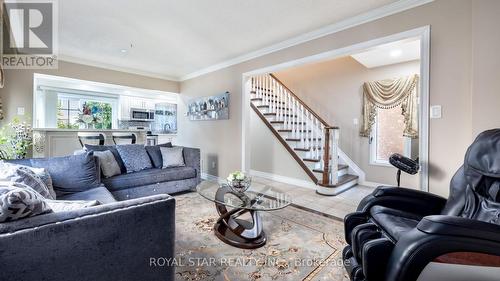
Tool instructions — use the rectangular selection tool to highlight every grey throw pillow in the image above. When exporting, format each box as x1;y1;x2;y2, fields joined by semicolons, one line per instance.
84;145;127;174
116;144;153;173
46;199;99;212
145;142;173;168
0;181;52;222
160;147;185;168
0;162;56;200
94;150;121;178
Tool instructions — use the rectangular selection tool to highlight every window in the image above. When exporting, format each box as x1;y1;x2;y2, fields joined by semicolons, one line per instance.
370;106;411;166
56;94;116;129
57;97;80;129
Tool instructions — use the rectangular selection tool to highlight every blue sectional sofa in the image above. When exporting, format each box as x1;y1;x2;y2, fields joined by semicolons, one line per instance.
0;145;201;281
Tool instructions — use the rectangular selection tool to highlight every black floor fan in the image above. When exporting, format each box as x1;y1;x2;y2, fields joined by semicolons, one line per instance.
388;153;419;186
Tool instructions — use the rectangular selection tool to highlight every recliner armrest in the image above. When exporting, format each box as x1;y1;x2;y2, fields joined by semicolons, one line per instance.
385;218;500;281
357;186;447;216
417;215;500;243
373;186;446;201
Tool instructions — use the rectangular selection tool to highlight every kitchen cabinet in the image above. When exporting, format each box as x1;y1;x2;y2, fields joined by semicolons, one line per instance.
119;96;131;119
131;98;155;110
119;96;156;119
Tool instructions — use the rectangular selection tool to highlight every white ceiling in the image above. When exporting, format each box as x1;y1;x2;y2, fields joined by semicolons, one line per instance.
350;38;420;68
58;0;404;80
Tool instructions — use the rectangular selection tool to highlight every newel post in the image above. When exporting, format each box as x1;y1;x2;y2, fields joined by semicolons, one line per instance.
322;127;331;185
331;128;339;185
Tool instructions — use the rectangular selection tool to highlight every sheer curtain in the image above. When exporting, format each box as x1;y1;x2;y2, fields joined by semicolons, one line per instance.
359;74;419;138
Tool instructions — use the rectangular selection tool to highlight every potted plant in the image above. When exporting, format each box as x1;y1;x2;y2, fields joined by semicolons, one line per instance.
0;117;33;159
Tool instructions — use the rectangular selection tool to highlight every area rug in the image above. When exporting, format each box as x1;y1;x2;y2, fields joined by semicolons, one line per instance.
174;192;349;281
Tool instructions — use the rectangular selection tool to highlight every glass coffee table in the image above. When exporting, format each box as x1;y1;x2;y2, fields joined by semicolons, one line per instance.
197;181;292;249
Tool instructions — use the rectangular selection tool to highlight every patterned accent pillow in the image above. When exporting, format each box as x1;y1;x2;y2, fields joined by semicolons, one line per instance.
160;147;185;168
24;167;56;199
45;199;99;212
116;144;153;173
0;181;52;222
0;162;55;199
94;150;121;178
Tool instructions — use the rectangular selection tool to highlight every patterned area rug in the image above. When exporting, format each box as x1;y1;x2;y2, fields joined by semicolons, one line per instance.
174;192;349;281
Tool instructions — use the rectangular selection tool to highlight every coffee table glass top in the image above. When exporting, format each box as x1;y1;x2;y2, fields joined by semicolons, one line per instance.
196;181;292;211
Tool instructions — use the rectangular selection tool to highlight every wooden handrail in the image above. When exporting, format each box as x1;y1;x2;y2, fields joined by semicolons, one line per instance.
269;73;333;128
250;102;319;184
251;74;340;186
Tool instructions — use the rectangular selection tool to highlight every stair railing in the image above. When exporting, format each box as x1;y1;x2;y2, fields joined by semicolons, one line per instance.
251;74;340;186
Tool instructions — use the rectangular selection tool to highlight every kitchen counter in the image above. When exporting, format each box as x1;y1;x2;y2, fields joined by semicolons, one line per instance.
32;129;177;158
33;128;177;135
33;128;150;132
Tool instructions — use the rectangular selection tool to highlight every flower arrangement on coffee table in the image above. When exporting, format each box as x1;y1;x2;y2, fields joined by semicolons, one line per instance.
226;171;251;193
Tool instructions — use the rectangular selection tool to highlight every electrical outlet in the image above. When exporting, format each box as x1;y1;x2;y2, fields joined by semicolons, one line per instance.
353;118;358;125
17;107;25;115
430;105;442;119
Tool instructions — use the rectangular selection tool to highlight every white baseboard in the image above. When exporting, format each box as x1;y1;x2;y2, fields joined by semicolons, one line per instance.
249;170;317;190
359;181;385;188
201;173;223;183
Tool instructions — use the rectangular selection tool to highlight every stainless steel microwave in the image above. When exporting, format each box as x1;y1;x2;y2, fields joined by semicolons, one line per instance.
130;108;155;121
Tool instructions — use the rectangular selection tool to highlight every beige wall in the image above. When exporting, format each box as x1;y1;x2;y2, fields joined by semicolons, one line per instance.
250;57;419;188
177;67;242;177
178;0;492;198
249;109;311;181
471;0;500;137
0;61;180;122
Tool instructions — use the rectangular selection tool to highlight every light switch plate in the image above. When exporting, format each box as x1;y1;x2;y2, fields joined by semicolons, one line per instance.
430;105;442;119
353;118;359;125
17;107;25;115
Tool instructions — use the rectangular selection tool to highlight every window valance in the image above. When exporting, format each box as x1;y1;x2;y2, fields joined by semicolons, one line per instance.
359;74;419;138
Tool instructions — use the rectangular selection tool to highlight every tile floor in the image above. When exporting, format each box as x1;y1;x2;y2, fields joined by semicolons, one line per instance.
207;176;375;221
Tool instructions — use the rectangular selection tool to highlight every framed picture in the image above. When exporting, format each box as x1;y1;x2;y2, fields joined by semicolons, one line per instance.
187;92;229;121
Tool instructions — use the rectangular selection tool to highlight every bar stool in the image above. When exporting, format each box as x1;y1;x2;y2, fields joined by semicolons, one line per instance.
112;132;137;145
77;132;105;147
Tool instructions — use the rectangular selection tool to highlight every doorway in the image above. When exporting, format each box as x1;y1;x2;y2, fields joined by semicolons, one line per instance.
242;27;430;191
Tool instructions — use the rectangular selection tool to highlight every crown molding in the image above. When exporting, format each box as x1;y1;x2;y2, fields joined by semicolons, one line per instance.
57;0;433;82
58;55;181;82
179;0;433;81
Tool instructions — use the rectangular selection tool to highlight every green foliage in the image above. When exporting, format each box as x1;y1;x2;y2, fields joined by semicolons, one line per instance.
57;121;79;129
57;100;112;129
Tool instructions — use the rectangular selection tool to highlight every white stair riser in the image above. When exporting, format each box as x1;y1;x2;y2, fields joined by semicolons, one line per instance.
316;179;358;196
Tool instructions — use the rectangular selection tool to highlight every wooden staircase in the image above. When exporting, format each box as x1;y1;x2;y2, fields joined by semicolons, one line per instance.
250;74;359;195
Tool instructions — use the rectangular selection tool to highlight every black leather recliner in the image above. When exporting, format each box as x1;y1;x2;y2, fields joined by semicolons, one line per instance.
343;129;500;281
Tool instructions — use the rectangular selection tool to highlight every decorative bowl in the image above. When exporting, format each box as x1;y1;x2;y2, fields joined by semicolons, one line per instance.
227;177;251;193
